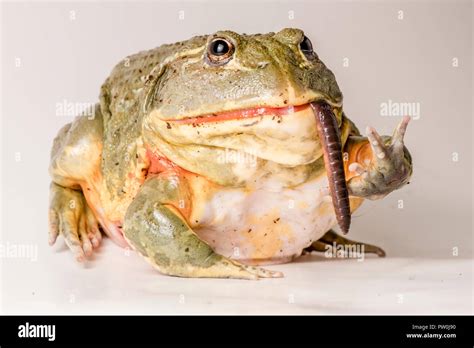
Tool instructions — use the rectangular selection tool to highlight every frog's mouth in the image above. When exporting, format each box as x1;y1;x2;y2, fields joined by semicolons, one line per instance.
167;104;310;124
164;101;351;234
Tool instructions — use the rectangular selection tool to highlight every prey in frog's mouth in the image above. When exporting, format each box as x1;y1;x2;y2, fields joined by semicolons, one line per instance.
160;100;351;235
310;101;351;235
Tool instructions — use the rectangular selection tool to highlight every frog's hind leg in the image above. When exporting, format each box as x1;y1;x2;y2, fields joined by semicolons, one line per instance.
123;175;283;279
306;229;386;257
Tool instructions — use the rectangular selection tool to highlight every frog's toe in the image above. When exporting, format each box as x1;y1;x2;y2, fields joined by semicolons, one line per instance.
60;213;87;262
85;209;102;249
227;260;284;279
49;206;84;261
78;217;93;257
48;209;60;246
88;230;101;249
242;264;284;278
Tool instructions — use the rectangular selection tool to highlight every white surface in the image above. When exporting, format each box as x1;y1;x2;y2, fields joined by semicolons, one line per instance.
2;238;472;315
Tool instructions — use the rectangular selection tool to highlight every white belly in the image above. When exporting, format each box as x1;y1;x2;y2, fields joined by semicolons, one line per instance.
193;175;339;265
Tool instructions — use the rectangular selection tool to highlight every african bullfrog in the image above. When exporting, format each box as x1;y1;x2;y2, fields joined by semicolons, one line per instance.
48;29;413;279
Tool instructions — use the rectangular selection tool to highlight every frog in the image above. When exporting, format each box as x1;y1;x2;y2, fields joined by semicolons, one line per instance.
48;28;413;279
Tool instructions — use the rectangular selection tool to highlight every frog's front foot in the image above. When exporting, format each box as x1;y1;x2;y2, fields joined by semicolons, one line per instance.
347;116;413;200
49;183;102;262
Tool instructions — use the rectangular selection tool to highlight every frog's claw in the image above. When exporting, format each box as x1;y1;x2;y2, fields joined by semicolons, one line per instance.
123;175;283;280
189;258;283;280
49;183;102;262
231;260;283;279
347;116;413;200
305;229;386;257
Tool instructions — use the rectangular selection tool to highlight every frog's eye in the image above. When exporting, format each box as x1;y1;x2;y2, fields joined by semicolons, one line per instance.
206;38;234;65
299;36;315;58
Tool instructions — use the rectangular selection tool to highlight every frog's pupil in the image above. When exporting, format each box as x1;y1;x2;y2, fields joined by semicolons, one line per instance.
300;36;313;53
211;40;229;56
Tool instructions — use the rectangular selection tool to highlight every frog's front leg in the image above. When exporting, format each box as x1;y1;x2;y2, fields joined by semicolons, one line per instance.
48;107;104;261
123;174;283;279
49;183;102;262
345;116;413;199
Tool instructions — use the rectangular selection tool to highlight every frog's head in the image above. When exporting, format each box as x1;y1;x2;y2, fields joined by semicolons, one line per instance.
144;28;344;166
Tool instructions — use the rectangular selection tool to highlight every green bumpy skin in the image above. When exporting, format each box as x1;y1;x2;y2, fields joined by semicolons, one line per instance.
48;28;413;279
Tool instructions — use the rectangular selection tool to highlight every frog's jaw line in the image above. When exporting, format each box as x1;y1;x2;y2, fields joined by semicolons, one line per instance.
162;99;341;126
166;104;310;125
310;101;351;234
155;92;342;124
